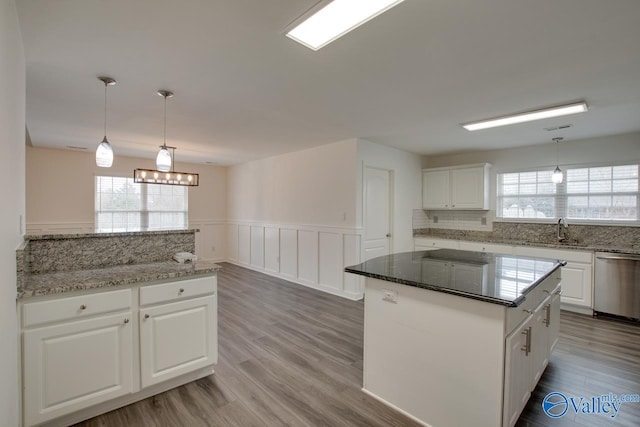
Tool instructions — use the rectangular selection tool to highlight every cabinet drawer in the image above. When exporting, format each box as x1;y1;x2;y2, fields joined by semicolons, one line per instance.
414;238;459;250
513;246;592;263
140;275;216;306
22;289;132;328
505;270;561;335
458;241;513;255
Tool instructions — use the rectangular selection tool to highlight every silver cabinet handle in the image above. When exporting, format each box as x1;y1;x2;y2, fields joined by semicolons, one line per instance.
596;253;640;261
523;309;533;314
123;318;129;324
179;288;185;294
555;290;562;296
386;233;391;238
543;304;551;327
521;326;532;356
80;304;87;310
144;314;150;319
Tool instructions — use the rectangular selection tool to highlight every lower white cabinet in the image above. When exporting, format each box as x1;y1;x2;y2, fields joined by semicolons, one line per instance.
20;275;218;427
140;295;217;388
23;311;134;427
503;285;562;427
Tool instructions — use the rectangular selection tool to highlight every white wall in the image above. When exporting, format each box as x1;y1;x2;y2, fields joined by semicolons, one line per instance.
227;139;358;227
0;0;25;424
26;146;228;261
226;139;363;298
423;131;640;216
357;139;423;254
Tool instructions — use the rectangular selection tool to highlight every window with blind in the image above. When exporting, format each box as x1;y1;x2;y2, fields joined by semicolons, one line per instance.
95;176;188;232
496;257;556;300
497;164;639;222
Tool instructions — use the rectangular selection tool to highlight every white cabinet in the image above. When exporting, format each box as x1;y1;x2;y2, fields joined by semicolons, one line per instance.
22;291;133;427
458;241;514;255
504;316;533;427
140;295;217;388
514;246;593;310
422;164;491;210
414;237;460;251
20;275;218;427
503;284;561;427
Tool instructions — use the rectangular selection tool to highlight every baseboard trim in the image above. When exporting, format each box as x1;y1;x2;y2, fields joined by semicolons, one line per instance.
224;260;363;301
361;388;431;427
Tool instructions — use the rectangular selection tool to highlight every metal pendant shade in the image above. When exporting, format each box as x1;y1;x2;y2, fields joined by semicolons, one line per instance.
96;77;116;167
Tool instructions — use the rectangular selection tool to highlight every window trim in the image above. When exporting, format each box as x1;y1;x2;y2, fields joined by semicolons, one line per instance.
94;174;189;232
495;160;640;226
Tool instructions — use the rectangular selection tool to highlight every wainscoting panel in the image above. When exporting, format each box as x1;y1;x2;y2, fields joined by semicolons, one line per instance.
319;232;342;291
238;225;251;265
250;225;265;269
226;223;239;262
264;227;280;274
226;223;362;300
279;229;298;280
343;234;363;298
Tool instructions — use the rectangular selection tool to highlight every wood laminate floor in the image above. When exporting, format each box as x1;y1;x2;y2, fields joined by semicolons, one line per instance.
75;263;640;427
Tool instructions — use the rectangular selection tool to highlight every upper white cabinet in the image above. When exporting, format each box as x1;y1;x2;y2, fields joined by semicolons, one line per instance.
422;164;491;210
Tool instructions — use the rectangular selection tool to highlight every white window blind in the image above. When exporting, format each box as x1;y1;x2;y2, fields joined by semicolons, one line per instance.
95;176;188;232
496;257;555;300
497;164;639;222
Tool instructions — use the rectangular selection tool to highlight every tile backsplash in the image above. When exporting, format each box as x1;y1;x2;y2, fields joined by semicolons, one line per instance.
413;209;493;232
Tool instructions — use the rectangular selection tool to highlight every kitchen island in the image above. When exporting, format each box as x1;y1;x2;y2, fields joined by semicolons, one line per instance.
346;249;564;427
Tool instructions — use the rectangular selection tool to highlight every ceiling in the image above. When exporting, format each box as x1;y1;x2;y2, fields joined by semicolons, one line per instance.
17;0;640;165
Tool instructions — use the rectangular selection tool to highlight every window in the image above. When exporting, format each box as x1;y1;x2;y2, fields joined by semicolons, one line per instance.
495;257;556;300
497;164;639;222
95;176;188;232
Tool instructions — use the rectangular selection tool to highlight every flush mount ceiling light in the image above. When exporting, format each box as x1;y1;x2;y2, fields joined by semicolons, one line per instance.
551;137;564;184
462;101;588;131
286;0;406;50
95;76;116;167
134;89;199;187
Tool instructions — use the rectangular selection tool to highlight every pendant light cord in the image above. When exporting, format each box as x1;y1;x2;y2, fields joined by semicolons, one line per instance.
163;94;167;149
103;81;108;139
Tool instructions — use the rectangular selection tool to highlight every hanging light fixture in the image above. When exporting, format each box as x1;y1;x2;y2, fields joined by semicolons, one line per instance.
156;90;173;172
95;76;116;167
552;137;564;184
133;89;199;187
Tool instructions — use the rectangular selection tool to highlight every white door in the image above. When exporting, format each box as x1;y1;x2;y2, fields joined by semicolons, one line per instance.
140;295;217;388
363;167;391;261
23;312;133;427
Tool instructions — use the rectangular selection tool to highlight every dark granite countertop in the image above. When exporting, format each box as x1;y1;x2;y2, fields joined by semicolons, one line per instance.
345;250;563;307
19;260;222;299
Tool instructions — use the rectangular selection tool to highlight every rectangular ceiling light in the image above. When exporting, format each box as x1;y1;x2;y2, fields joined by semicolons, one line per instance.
462;102;589;131
286;0;406;51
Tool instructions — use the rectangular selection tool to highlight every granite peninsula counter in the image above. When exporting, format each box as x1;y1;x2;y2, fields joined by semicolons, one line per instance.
16;230;220;427
346;249;564;427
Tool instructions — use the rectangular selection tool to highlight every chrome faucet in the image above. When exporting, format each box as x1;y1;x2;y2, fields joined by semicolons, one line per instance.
557;217;569;242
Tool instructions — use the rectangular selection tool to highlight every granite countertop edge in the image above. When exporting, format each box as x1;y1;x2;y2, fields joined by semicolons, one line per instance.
345;261;563;308
18;260;222;299
26;228;199;241
413;234;640;255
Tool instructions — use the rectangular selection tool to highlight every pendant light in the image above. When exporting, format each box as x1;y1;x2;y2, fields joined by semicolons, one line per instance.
156;90;173;172
95;77;116;167
551;137;564;184
133;89;199;186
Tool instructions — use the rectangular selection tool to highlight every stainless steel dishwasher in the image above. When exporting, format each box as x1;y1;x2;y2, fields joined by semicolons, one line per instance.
594;252;640;321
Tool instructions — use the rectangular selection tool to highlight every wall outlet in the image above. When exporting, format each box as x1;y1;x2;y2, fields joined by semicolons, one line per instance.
433;215;438;223
481;217;487;225
211;246;216;252
382;289;398;303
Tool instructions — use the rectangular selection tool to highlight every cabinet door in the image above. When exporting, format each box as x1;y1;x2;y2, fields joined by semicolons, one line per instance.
140;295;217;388
531;300;551;387
548;291;561;354
23;312;133;427
420;259;449;287
450;167;487;209
503;317;533;427
422;170;450;209
559;262;592;308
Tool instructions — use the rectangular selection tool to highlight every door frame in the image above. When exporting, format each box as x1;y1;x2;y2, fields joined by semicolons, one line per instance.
361;164;394;261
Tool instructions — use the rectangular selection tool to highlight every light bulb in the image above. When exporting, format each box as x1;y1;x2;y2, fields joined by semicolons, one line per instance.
156;147;172;172
552;166;563;184
166;173;171;180
95;138;114;168
176;174;182;181
153;172;159;179
187;175;193;182
141;171;147;178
